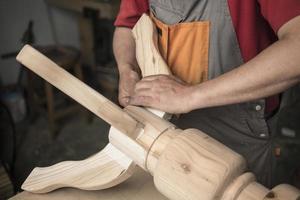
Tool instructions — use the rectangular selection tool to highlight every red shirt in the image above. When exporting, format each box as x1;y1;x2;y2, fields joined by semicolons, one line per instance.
114;0;300;113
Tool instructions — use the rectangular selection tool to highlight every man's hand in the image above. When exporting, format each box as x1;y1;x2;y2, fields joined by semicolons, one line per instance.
129;75;193;114
118;67;140;107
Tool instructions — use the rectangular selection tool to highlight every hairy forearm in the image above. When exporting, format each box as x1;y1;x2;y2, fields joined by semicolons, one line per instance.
189;16;300;110
113;27;138;74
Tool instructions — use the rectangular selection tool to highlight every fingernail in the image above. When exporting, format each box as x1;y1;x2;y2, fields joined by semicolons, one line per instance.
124;97;129;104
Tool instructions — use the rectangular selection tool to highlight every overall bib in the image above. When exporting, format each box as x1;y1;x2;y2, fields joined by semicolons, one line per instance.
149;0;275;187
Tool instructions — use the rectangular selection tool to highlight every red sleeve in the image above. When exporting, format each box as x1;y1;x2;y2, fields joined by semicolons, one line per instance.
114;0;149;28
258;0;300;33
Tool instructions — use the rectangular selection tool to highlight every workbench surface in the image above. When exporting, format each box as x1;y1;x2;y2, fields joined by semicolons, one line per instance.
10;168;168;200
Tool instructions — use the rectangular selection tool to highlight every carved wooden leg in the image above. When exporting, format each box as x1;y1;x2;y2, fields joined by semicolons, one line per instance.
15;39;170;192
21;143;136;193
16;13;173;193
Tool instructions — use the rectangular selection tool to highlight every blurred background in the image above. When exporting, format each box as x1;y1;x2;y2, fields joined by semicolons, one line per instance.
0;0;299;199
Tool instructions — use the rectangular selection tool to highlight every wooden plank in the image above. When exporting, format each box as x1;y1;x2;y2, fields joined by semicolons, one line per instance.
16;45;140;193
132;14;170;77
108;14;174;171
16;14;172;194
271;184;300;200
10;168;168;200
21;144;136;193
132;14;171;119
16;45;140;137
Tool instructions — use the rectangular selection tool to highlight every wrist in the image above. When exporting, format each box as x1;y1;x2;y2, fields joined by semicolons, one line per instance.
184;84;207;112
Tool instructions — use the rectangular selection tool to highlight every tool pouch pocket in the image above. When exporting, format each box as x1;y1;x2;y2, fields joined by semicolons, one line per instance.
150;4;210;85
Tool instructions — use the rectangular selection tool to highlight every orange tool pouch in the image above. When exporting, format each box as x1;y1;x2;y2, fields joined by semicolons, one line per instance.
151;16;210;85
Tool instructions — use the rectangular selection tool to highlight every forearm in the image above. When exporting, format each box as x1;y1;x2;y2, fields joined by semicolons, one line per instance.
190;17;300;110
113;27;139;74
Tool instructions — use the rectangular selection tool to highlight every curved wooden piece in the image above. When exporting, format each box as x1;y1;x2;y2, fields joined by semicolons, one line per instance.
149;127;300;200
17;14;171;193
16;45;139;137
271;184;300;200
11;168;169;200
153;128;247;200
132;14;170;78
221;172;256;200
16;46;139;193
109;105;176;171
132;14;171;119
22;144;136;193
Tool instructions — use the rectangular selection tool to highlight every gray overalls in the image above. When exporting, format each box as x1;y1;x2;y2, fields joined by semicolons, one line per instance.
149;0;277;187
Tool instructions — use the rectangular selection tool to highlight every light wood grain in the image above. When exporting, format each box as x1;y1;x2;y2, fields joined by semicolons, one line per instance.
16;45;139;193
153;128;246;200
125;106;174;153
109;105;175;170
221;172;256;200
235;182;270;200
16;14;173;194
17;45;140;137
132;14;170;77
132;14;172;119
107;14;175;171
21;144;136;193
271;184;300;200
10;168;168;200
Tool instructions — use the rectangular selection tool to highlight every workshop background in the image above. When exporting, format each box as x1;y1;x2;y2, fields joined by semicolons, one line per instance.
0;0;299;199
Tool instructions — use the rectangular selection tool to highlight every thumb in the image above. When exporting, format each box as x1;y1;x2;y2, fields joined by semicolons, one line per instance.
119;96;130;107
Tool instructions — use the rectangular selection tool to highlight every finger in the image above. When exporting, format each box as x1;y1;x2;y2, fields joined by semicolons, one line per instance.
134;75;172;91
129;95;153;107
134;80;154;91
119;95;130;107
134;88;153;97
128;70;141;80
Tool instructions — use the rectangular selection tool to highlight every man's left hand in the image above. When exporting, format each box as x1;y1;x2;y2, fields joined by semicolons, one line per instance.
129;75;193;114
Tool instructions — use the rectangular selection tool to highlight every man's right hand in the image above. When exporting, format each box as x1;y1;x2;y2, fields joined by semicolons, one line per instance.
118;66;140;107
113;27;140;107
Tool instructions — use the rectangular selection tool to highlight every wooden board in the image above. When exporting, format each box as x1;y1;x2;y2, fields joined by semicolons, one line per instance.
132;14;171;119
10;168;168;200
16;45;139;137
17;45;139;193
20;144;136;193
132;14;170;77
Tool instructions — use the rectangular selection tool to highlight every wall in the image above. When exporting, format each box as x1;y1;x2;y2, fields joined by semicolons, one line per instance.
0;0;80;85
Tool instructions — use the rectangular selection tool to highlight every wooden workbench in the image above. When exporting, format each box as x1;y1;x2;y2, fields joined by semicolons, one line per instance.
10;168;168;200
